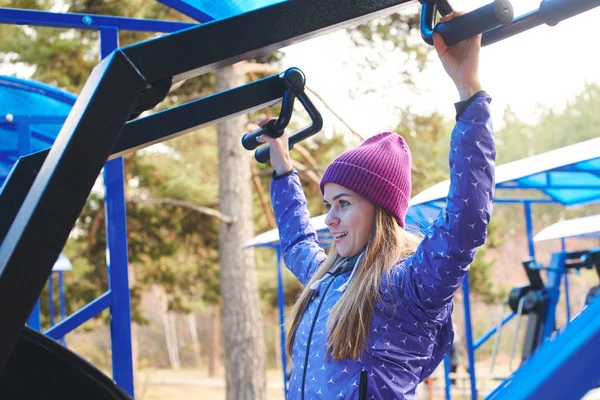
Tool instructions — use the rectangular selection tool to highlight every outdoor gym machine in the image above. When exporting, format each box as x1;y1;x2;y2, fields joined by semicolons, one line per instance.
1;0;600;397
492;248;600;370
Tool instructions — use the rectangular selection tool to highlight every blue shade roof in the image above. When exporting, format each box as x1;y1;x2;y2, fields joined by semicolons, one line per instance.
534;214;600;242
0;76;76;186
409;137;600;213
158;0;287;21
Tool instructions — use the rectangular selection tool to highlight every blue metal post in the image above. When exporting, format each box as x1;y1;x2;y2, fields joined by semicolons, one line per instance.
59;271;67;346
443;355;451;400
542;252;566;341
473;312;515;351
461;276;477;400
100;27;135;398
59;271;66;320
524;202;535;258
276;245;289;398
561;238;571;323
27;301;41;331
48;274;55;327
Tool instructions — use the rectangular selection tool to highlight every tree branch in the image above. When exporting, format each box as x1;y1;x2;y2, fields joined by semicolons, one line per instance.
250;160;277;229
130;197;233;223
305;85;365;141
293;143;322;179
240;62;281;76
292;159;321;188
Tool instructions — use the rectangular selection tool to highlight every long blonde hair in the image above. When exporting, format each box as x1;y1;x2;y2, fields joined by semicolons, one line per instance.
286;205;421;360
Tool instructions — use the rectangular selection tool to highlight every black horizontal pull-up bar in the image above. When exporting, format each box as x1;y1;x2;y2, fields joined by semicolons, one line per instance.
480;0;600;46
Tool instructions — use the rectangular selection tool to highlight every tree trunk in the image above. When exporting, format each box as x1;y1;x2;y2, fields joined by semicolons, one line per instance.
216;64;266;400
208;303;222;377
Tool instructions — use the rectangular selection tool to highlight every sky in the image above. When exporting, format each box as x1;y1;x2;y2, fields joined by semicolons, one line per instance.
279;0;600;137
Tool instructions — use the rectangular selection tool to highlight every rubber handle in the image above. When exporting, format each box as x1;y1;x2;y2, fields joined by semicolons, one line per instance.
241;120;277;151
435;0;514;46
254;92;323;164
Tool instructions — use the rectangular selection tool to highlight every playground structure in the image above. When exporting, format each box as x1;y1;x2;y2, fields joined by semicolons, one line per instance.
1;0;600;399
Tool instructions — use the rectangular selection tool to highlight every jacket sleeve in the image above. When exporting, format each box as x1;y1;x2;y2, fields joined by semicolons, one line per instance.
271;170;327;286
397;92;496;310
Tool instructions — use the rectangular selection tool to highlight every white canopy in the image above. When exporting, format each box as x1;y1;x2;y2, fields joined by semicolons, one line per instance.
533;214;600;242
52;253;73;272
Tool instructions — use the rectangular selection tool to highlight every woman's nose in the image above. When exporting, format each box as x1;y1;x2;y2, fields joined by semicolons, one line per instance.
325;209;339;227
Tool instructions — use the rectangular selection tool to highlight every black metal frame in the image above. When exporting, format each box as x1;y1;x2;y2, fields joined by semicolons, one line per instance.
0;0;418;375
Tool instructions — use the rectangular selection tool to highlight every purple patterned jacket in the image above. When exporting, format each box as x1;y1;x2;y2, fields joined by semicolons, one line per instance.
271;93;495;399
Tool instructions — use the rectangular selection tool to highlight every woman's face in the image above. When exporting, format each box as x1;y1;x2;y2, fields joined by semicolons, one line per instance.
323;183;375;257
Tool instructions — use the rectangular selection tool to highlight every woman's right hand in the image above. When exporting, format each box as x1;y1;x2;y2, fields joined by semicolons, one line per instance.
256;119;294;175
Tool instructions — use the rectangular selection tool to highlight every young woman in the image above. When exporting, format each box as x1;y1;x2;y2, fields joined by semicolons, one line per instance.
258;12;495;399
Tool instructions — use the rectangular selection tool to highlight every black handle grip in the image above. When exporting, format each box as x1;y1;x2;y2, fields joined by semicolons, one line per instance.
254;92;323;164
435;0;514;46
241;120;278;151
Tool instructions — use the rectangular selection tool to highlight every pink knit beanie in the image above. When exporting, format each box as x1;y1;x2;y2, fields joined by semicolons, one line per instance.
319;132;412;227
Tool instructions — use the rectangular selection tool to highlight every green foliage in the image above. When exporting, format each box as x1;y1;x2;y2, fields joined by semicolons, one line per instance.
394;109;453;194
350;12;428;72
468;217;507;304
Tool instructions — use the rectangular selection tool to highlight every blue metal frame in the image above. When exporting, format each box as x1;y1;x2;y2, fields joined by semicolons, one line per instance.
0;7;196;32
0;6;202;396
275;246;289;397
461;279;478;400
100;27;135;398
3;103;137;392
485;294;600;399
156;0;216;22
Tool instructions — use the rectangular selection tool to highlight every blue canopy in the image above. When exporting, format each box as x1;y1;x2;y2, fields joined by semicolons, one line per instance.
157;0;287;21
0;76;76;186
409;137;600;212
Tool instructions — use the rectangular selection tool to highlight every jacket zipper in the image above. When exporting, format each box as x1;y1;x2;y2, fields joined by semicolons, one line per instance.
300;272;340;400
358;370;368;400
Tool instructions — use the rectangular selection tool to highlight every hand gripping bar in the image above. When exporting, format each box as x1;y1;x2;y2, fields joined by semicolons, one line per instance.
241;67;323;163
420;0;514;47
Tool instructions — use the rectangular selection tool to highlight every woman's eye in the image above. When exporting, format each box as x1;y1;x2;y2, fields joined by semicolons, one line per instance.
340;200;349;207
324;203;331;210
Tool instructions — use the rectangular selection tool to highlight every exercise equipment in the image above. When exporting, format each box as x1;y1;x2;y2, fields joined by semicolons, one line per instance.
241;68;323;163
1;0;600;398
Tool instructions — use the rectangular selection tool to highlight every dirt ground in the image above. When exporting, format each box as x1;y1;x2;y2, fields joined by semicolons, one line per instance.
135;366;600;400
137;368;285;400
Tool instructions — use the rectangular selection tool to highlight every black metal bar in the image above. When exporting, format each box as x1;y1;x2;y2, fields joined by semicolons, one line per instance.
420;0;513;46
482;0;600;46
121;0;417;83
113;73;285;157
0;71;286;267
0;51;146;375
0;153;45;244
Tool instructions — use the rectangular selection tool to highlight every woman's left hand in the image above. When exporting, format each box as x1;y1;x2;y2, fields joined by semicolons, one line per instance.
433;11;482;101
